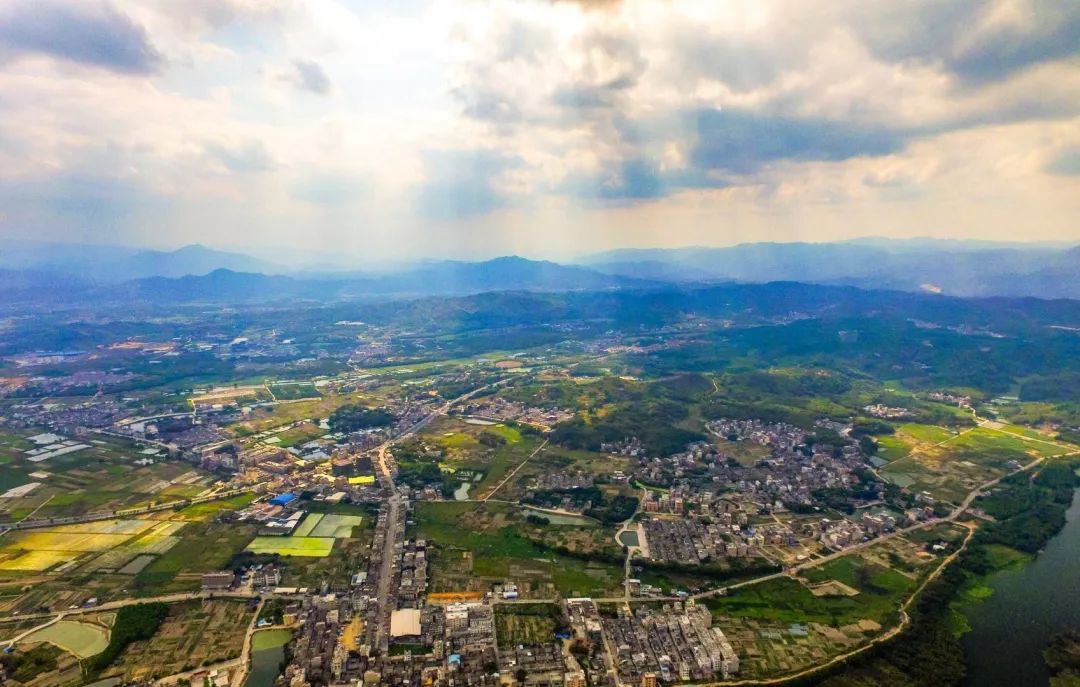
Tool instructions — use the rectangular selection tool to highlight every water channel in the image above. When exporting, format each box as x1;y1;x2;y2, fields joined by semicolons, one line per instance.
961;488;1080;686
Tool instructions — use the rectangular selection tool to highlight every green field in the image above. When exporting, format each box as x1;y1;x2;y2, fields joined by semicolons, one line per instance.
271;423;325;449
269;383;322;400
412;501;622;597
880;424;1052;502
134;522;257;595
308;514;362;538
875;435;913;462
175;493;257;521
898;423;957;444
246;536;335;557
708;566;911;629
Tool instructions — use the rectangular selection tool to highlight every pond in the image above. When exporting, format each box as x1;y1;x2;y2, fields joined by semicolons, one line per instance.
961;487;1080;686
245;629;292;687
618;530;640;547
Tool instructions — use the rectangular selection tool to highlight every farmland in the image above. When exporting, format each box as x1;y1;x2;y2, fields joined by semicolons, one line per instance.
879;423;1075;503
246;536;335;557
0;431;219;525
0;519;183;573
99;599;255;682
245;513;362;557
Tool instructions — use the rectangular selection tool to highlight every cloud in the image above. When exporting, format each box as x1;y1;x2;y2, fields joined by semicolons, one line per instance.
856;0;1080;85
674;37;784;94
416;150;522;220
1045;147;1080;177
564;157;732;202
204;140;274;173
288;59;332;95
565;158;664;201
152;0;290;33
0;0;161;74
551;0;622;9
947;5;1080;84
688;109;908;174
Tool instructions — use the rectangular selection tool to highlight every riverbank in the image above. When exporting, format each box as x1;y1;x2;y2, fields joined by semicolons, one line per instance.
959;487;1080;686
808;458;1080;687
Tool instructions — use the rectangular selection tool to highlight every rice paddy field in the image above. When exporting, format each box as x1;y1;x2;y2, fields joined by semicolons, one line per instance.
0;519;187;573
0;499;260;610
246;536;335;557
245;513;361;557
308;514;362;538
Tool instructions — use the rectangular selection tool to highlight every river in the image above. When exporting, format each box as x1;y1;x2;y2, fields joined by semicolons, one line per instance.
961;488;1080;686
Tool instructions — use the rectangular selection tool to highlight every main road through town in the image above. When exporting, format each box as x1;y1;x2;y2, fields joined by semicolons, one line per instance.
369;382;504;653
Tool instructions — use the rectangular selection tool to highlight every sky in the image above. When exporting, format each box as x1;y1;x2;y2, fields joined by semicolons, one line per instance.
0;0;1077;262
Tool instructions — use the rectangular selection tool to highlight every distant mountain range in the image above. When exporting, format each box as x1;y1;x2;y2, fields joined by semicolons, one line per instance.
0;241;282;281
0;238;1077;307
579;239;1080;299
0;256;648;308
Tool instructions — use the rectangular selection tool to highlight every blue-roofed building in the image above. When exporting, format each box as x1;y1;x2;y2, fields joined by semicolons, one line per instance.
269;493;297;506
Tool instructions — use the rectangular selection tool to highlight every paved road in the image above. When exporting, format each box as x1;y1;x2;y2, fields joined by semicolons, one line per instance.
1;487;252;534
0;590;264;627
368;383;499;653
228;597;267;687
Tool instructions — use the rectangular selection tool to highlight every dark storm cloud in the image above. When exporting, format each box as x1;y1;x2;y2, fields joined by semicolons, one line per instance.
560;106;905;204
587;158;666;201
947;8;1080;85
688;109;907;174
291;59;332;95
0;0;161;74
416;150;523;220
857;1;1080;85
563;157;731;203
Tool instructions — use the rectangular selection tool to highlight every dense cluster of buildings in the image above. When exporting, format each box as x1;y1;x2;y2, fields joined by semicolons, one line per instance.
642;517;795;563
863;404;911;419
604;602;739;684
